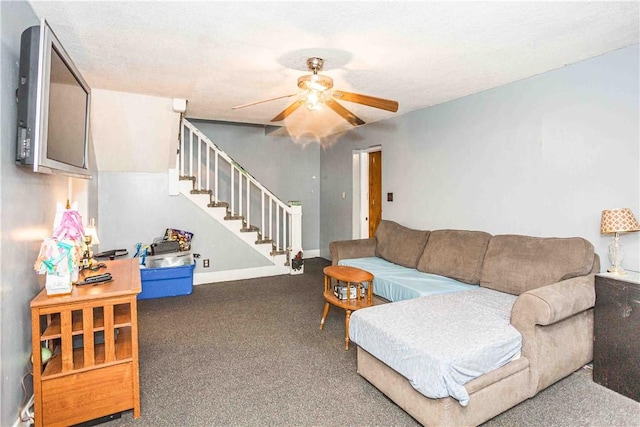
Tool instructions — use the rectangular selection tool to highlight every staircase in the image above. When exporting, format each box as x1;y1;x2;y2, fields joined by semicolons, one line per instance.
170;118;303;282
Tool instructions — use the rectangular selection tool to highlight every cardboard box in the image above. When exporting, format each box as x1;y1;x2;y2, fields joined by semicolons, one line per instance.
139;263;194;300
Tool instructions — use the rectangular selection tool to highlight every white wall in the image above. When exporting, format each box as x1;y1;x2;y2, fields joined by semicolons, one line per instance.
91;89;180;172
0;3;98;424
321;45;640;272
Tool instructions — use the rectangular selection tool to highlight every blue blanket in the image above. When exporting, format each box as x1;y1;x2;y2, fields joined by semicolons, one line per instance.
339;257;477;302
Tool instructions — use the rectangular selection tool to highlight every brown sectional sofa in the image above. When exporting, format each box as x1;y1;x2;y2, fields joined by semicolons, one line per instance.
330;220;600;426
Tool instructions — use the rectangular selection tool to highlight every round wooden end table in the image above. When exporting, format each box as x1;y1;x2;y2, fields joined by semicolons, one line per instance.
320;265;374;350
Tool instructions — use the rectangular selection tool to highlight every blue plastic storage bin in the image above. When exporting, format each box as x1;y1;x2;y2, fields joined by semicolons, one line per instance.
138;263;194;300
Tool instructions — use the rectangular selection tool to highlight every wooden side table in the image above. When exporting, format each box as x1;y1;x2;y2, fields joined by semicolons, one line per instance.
320;265;374;350
593;271;640;402
30;258;142;426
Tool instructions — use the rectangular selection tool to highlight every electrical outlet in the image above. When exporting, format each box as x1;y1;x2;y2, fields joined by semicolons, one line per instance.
203;259;210;268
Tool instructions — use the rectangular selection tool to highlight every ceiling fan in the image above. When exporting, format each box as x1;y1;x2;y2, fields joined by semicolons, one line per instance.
232;57;399;127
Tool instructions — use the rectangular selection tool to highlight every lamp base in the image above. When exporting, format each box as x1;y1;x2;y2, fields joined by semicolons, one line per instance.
607;265;627;275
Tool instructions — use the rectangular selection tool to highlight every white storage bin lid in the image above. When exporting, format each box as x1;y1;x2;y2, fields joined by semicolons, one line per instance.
145;251;193;268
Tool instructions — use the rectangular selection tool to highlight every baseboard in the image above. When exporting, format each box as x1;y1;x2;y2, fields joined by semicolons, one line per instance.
303;249;320;258
193;251;322;284
194;264;290;284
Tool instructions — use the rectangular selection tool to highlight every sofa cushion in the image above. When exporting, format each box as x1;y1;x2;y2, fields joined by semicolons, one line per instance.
339;256;478;302
480;234;595;295
416;230;492;284
375;220;430;269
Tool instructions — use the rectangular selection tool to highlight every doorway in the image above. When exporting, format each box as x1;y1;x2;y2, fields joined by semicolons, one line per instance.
368;151;382;237
352;146;382;239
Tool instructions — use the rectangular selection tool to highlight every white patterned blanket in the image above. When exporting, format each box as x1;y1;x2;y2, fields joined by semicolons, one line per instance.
349;287;522;406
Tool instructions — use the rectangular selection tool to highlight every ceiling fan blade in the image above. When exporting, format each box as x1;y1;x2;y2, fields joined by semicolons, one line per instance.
270;99;305;122
232;93;298;110
332;91;399;112
325;98;365;126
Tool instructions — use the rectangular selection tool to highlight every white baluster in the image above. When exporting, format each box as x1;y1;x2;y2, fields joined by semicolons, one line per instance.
230;164;235;215
214;151;219;203
276;205;280;251
238;169;243;221
261;191;265;240
205;145;210;191
246;176;250;229
197;135;202;190
269;198;273;243
189;129;194;177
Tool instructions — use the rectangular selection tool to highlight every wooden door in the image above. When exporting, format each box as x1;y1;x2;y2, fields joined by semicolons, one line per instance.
368;151;382;237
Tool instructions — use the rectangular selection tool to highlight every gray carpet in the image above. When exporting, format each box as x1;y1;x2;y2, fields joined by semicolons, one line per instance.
108;258;640;426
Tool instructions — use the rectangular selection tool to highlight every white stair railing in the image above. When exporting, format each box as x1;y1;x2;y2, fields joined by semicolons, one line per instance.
178;119;302;264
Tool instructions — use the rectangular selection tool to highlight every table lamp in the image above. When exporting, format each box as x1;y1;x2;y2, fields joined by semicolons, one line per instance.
82;218;100;268
600;208;640;275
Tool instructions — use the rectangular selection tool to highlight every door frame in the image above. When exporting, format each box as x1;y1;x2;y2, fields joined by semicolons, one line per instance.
352;145;382;239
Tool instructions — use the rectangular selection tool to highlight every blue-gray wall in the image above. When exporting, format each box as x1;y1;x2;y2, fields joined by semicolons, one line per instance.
320;45;640;272
0;2;97;424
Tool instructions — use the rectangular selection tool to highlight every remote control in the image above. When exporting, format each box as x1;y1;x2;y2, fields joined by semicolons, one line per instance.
77;273;112;286
86;273;111;282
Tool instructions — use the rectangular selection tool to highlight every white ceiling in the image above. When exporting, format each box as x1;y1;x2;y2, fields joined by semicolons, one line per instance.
27;1;639;136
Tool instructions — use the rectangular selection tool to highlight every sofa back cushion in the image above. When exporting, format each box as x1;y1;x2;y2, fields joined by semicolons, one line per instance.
416;230;492;284
480;234;595;295
375;220;430;269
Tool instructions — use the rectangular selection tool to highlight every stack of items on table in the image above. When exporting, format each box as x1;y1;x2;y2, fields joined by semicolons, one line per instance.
137;228;195;300
33;202;85;295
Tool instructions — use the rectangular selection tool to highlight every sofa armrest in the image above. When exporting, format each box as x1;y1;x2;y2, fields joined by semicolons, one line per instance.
510;274;595;395
329;238;377;266
510;274;595;329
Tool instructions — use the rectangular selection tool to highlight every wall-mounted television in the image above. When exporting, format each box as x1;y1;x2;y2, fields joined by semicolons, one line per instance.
16;19;92;179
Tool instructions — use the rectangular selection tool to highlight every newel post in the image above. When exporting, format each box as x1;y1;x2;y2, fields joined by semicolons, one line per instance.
289;202;304;275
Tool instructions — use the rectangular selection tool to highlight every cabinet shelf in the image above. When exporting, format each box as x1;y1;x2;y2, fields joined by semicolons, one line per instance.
42;328;133;379
41;304;131;341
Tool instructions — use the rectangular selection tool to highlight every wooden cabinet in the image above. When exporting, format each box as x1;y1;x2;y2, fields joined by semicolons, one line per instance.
30;258;142;426
593;272;640;402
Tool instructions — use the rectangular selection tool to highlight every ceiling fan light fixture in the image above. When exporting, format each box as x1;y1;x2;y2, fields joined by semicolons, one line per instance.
298;74;333;92
241;56;398;127
304;89;325;111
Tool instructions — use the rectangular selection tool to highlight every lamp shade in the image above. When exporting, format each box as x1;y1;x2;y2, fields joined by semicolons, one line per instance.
600;208;640;234
84;218;100;245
